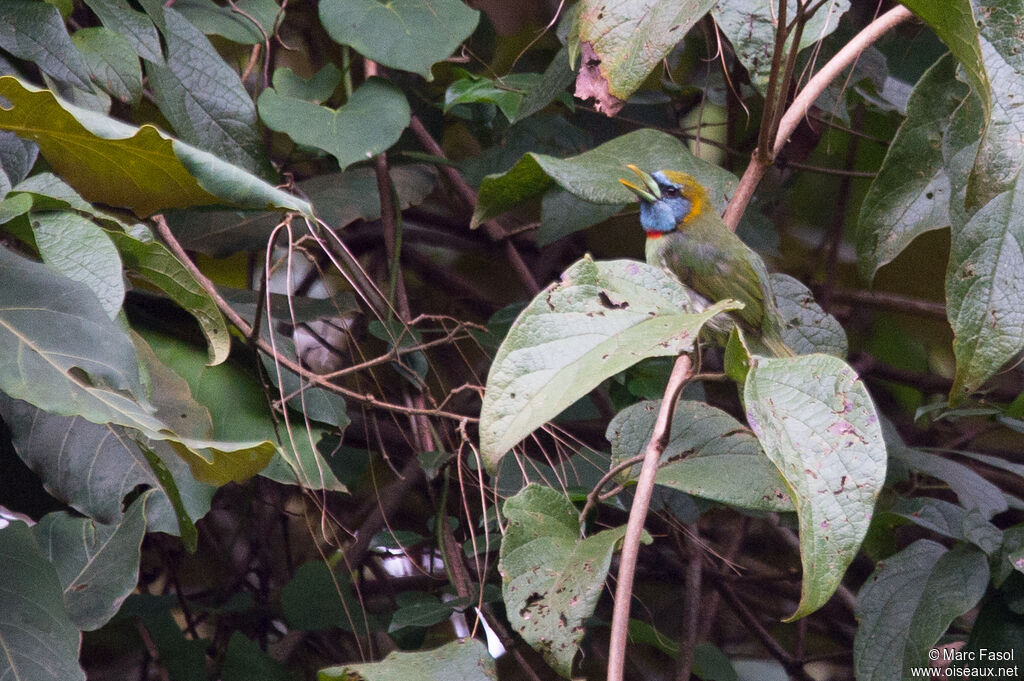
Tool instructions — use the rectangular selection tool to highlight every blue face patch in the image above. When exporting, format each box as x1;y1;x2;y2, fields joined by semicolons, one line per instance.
638;174;692;233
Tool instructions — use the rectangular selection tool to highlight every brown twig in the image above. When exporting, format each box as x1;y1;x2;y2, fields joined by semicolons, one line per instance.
819;287;946;318
607;355;694;681
153;216;474;422
674;526;705;681
713;580;816;681
722;5;913;230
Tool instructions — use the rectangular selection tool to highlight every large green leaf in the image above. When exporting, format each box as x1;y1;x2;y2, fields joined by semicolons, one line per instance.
318;0;479;80
258;78;410;171
82;0;163;63
0;248;275;486
107;226;230;365
479;256;740;471
0;77;311;217
713;0;849;94
30;210;125;319
0;521;85;681
33;492;150;631
499;485;640;677
743;354;887;620
945;19;1024;401
72;26;143;104
473;128;737;227
607;399;793;512
571;0;717;114
0;0;91;88
883;497;1002;555
141;327;347;492
853;540;988;681
898;0;990;115
857;54;967;282
143;5;269;175
0;246;147;416
319;638;495;681
0;395;215;536
771;274;848;357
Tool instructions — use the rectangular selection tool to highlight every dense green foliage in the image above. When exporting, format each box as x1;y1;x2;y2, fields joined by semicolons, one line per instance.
0;1;1022;680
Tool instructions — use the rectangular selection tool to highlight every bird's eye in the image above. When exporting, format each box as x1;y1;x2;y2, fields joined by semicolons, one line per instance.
664;186;680;197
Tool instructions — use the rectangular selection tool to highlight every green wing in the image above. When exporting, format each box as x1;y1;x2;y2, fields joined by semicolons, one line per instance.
651;219;771;330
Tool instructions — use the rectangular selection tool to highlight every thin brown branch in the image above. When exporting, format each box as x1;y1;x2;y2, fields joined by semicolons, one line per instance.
713;581;816;681
153;216;474;422
820;287;946;318
607;355;694;681
722;5;913;230
674;526;704;681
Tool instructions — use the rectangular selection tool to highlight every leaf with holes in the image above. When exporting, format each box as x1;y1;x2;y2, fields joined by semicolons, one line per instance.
480;256;740;471
499;485;645;677
744;354;887;620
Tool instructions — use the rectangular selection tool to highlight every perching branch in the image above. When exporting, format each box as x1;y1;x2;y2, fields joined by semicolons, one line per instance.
607;354;694;681
722;5;914;230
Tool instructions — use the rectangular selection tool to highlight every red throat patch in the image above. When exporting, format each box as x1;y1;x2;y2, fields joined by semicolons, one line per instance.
645;231;664;240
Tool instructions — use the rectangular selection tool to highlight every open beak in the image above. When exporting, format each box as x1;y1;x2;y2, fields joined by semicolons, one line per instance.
618;164;660;203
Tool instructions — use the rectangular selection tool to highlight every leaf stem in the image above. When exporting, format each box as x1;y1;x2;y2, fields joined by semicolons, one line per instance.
607;354;693;681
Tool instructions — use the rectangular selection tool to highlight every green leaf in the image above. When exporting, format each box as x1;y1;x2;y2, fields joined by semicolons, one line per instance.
283;561;384;634
473;128;737;228
499;485;641;677
83;0;163;63
571;0;717;114
744;354;887;620
607;400;793;512
0;396;216;536
319;638;495;681
771;274;848;357
272;64;342;103
389;592;469;630
538;189;622;246
857;54;966;282
853;540;988;681
30;211;125;319
0;77;311;217
141;327;347;492
946;43;1024;399
222;632;293;681
174;0;280;45
0;246;146;414
714;0;849;94
0;130;38;195
445;71;537;121
0;0;91;88
143;5;268;175
898;0;990;116
885;497;1002;555
891;446;1007;519
72;26;143;104
479;256;740;471
33;492;150;631
516;45;576;122
107;227;230;365
258;77;411;171
0;521;86;681
318;0;479;80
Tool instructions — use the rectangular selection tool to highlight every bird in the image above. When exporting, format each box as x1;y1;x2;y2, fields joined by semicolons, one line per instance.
619;165;792;357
